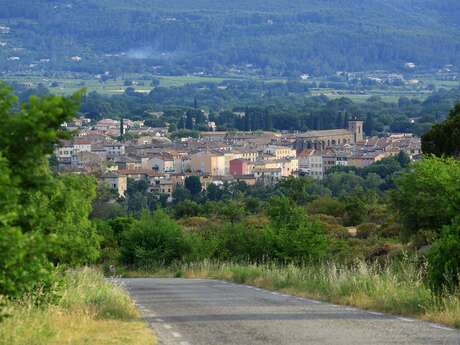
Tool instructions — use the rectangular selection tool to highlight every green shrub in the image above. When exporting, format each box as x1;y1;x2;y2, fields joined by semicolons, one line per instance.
214;222;275;262
427;218;460;292
391;157;460;242
268;196;329;263
174;200;201;219
0;228;54;298
120;210;191;266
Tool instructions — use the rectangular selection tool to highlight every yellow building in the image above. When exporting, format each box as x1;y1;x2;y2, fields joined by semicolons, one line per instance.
190;152;226;176
264;145;297;160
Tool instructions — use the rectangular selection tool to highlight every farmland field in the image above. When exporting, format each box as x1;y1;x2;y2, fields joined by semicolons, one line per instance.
1;73;458;104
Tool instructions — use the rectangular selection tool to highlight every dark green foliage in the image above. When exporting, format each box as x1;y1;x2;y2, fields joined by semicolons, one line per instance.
427;218;460;292
120;210;191;266
340;195;368;226
278;176;331;205
184;176;202;196
206;183;224;201
214;222;274;262
174;200;201;218
172;185;192;203
123;179;158;214
326;154;409;191
73;82;460;138
208;200;246;224
422;103;460;157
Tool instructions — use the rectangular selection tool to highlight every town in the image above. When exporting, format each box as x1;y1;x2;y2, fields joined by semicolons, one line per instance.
55;115;421;200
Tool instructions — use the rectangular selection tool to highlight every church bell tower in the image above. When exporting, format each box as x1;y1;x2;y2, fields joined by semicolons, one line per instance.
348;119;364;143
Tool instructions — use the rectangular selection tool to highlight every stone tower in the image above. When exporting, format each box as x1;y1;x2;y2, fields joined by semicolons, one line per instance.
348;119;364;143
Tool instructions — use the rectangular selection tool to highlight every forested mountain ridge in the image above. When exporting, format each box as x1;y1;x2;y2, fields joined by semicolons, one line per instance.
1;0;460;76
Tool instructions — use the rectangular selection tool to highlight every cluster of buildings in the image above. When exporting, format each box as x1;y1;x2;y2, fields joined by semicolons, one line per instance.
54;117;421;200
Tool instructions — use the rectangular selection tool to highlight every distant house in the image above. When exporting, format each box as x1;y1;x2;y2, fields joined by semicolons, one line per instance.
73;139;92;153
95;119;119;131
147;154;175;173
190;152;226;176
229;159;251;176
101;173;127;197
253;168;282;185
263;145;296;160
298;149;323;180
103;143;125;157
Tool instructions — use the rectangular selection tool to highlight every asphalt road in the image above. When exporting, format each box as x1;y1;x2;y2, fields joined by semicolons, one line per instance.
120;278;460;345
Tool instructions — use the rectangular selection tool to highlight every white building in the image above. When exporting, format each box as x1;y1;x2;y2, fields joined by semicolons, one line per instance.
147;155;176;173
298;149;324;180
103;143;125;157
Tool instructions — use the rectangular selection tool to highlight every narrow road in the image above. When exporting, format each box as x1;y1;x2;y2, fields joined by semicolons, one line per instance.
121;278;460;345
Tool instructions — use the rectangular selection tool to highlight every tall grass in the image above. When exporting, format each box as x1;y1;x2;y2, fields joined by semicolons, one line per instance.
0;268;155;345
128;259;460;329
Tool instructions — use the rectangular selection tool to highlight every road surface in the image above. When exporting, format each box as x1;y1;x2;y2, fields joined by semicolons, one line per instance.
120;278;460;345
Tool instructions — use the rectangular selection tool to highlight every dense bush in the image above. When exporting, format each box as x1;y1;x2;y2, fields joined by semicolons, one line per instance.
267;196;329;262
0;228;53;297
427;218;460;292
120;210;191;266
214;222;275;262
392;157;460;243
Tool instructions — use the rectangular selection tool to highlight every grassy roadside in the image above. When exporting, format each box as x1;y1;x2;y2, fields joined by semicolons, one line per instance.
0;268;156;345
122;260;460;329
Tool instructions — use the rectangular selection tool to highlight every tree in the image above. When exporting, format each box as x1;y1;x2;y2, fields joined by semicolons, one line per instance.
427;217;460;292
277;176;330;204
266;196;329;262
0;154;53;297
120;210;190;266
185;176;202;197
391;157;460;243
0;82;100;296
124;179;157;214
185;111;194;130
396;151;411;167
45;175;101;266
174;200;201;219
422;103;460;157
206;183;223;201
119;117;124;141
306;197;345;218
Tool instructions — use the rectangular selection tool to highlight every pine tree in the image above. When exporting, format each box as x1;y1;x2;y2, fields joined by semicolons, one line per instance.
119;118;124;141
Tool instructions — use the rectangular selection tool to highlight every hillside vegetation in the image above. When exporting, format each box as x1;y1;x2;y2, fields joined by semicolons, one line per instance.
0;0;459;75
